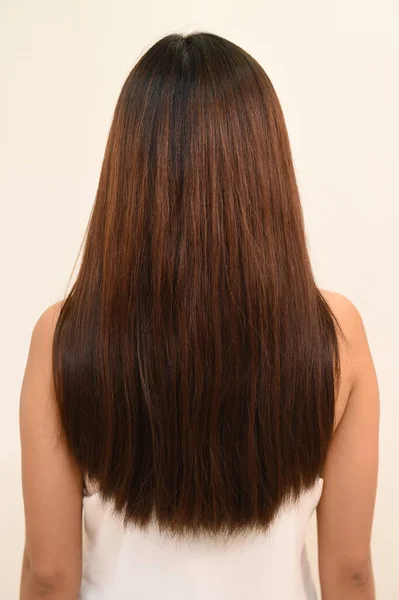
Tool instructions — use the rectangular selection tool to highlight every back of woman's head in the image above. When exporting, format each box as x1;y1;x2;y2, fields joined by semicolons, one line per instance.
53;31;341;540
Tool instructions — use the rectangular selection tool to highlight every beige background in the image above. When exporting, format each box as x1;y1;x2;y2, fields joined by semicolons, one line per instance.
1;0;398;597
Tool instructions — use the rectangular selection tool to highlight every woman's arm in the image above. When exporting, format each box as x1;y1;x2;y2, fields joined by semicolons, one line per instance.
19;302;83;599
317;294;379;599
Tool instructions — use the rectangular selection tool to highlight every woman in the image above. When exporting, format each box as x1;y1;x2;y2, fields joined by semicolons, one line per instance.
19;32;379;599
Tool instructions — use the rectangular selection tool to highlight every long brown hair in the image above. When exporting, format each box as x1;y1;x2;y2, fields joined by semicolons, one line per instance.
53;31;342;540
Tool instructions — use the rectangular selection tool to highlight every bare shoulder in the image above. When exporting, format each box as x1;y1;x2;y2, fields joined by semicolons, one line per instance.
318;289;373;427
31;300;64;343
319;289;371;367
24;300;66;389
34;299;64;329
319;289;364;334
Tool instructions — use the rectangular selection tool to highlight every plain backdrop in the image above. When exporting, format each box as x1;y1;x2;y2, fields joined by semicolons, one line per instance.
1;0;398;597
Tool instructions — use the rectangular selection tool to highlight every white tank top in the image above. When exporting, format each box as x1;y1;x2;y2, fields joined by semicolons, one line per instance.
80;477;323;600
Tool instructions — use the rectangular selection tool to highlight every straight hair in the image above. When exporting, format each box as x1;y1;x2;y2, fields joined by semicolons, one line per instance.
53;31;343;541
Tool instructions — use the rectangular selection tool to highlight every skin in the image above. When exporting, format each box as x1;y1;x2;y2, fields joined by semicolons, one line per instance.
19;290;379;599
19;302;82;600
317;290;379;599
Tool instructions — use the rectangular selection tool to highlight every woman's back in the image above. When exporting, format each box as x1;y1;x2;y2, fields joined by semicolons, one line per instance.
80;478;323;600
77;288;377;600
